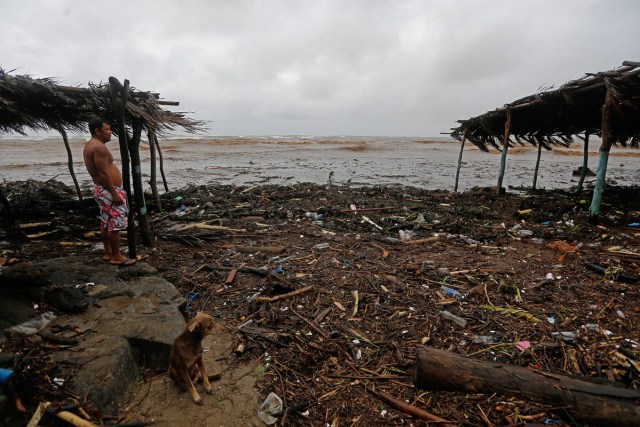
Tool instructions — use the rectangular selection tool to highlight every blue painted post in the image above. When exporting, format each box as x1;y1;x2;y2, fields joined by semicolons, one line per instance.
589;92;613;223
496;109;512;194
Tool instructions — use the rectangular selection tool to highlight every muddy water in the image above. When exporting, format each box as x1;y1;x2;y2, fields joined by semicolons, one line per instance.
1;136;638;191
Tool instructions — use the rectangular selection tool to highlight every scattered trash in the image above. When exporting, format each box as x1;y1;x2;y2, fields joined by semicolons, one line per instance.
545;273;555;283
439;310;467;327
0;368;13;385
516;341;531;352
471;335;499;344
440;285;463;299
551;331;579;343
5;312;56;337
313;243;330;250
257;392;283;425
398;230;415;241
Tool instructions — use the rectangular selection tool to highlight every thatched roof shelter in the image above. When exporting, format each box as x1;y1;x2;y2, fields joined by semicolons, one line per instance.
0;67;205;136
449;60;640;222
450;61;640;151
0;68;206;249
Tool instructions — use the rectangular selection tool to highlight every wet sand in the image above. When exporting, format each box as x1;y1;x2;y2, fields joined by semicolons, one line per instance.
1;136;638;191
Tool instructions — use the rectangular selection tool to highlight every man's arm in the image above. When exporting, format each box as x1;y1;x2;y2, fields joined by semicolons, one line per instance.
93;145;124;205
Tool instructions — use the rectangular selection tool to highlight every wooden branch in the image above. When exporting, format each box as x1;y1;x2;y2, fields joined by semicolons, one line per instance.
289;304;329;340
366;386;455;425
256;285;314;302
203;265;269;277
414;346;640;427
338;206;399;213
54;410;98;427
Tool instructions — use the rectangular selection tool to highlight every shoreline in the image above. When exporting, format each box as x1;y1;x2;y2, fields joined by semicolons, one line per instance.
2;137;639;192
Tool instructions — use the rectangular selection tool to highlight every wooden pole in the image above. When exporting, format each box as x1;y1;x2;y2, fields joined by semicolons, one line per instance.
58;127;83;202
532;139;543;190
128;118;152;247
589;89;614;223
154;134;169;192
147;128;162;211
453;131;466;192
496;108;511;194
109;77;136;258
414;346;640;427
576;132;590;193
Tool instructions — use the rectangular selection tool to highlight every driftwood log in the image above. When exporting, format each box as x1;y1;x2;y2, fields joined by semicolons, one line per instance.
413;346;640;427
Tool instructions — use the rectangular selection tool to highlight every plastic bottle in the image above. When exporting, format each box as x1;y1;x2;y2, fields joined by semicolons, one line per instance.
471;335;499;344
439;310;467;327
440;286;463;299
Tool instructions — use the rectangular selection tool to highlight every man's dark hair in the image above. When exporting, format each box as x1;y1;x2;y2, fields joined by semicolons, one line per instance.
88;118;106;136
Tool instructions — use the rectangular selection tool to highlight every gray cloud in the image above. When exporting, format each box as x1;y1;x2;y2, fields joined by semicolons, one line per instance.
1;0;639;136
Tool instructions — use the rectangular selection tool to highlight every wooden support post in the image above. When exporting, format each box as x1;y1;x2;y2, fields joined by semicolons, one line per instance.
129;118;152;247
414;346;640;427
576;132;590;193
532;139;543;190
154;133;169;192
109;77;136;258
590;90;614;223
58;127;83;202
147;128;162;211
454;131;466;192
496;109;511;194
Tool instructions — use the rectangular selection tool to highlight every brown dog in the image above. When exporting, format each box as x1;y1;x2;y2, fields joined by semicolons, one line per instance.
168;312;225;404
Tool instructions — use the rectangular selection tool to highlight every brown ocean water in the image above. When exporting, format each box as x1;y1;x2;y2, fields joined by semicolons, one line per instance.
1;135;638;192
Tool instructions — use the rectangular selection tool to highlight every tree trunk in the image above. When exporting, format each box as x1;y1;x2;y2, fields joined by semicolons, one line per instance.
414;346;640;427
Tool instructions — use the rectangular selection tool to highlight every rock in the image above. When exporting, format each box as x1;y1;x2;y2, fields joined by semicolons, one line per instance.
3;256;185;416
44;286;91;313
0;263;50;287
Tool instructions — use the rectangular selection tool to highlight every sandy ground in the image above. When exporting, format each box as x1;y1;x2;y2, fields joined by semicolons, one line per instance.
125;333;262;427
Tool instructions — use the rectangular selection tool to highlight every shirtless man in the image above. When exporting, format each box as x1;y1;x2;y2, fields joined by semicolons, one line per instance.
83;118;136;265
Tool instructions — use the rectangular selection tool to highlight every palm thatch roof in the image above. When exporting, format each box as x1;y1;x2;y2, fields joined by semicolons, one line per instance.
450;61;640;151
0;68;205;136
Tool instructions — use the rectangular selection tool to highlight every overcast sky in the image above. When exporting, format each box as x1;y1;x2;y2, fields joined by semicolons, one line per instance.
2;0;639;137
